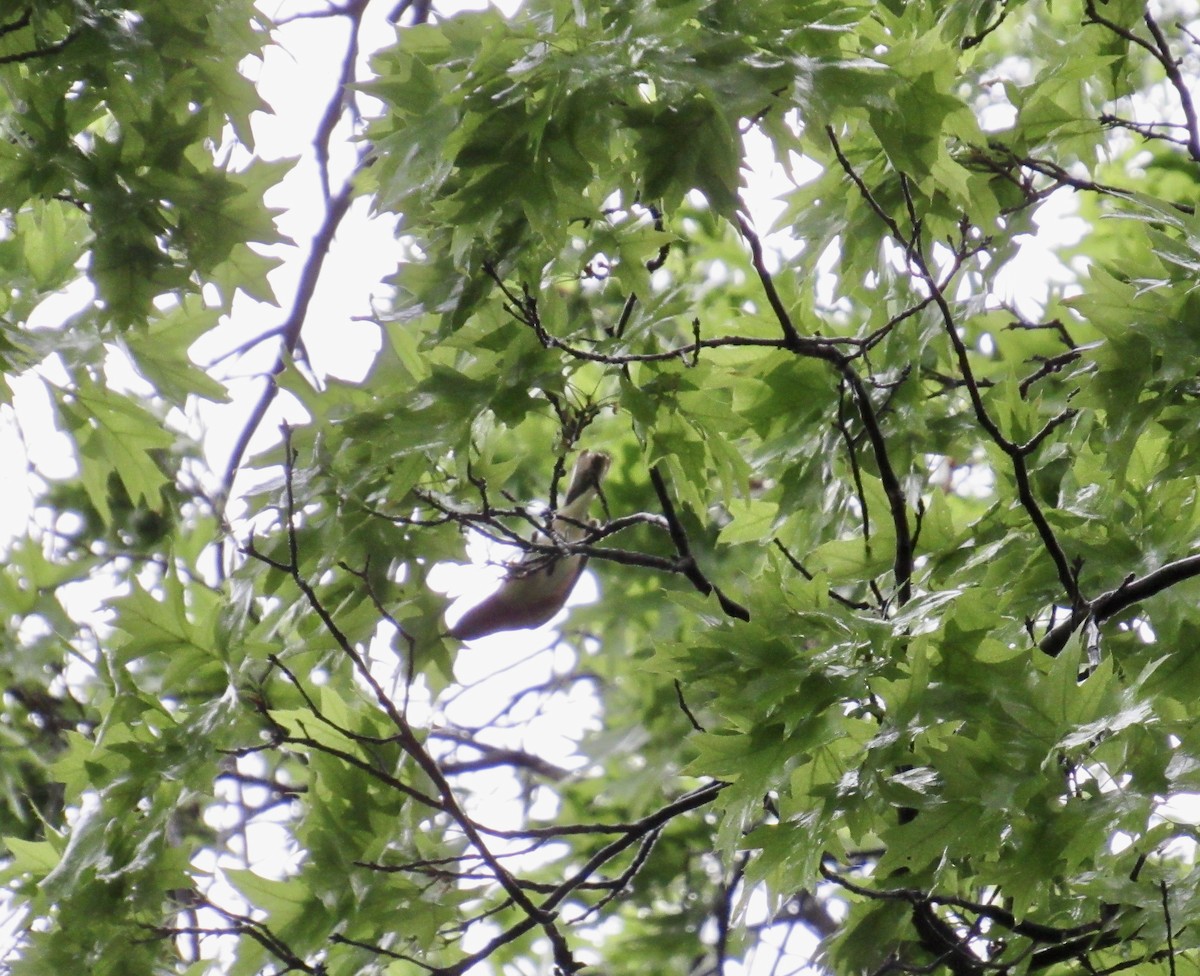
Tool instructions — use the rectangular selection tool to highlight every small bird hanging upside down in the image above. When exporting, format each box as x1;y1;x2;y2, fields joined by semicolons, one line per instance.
447;450;610;642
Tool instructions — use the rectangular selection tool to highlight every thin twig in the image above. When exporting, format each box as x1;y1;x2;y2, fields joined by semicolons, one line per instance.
1040;552;1200;655
650;465;750;621
738;204;914;603
219;169;361;502
827;126;1077;607
1161;881;1177;976
674;679;706;732
246;432;583;973
1083;2;1200;161
0;27;80;65
311;0;370;201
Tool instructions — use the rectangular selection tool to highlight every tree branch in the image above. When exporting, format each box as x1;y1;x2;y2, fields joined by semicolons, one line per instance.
1040;552;1200;656
827;126;1078;608
649;464;750;622
219;172;360;504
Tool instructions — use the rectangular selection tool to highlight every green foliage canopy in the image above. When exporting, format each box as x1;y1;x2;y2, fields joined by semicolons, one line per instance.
3;1;1200;975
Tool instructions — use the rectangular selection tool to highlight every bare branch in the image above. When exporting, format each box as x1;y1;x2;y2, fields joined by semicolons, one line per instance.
1040;552;1200;656
0;27;79;66
827;126;1078;608
1083;2;1200;162
738;200;915;604
649;465;750;622
219;170;362;502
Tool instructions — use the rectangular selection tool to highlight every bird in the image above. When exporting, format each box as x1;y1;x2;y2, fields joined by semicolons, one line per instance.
447;450;611;642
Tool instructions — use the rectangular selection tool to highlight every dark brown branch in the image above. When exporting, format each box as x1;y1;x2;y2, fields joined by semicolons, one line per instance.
541;781;726;912
389;0;433;26
841;364;915;604
153;898;317;973
437;782;725;976
569;828;665;921
453;672;602;735
674;678;706;732
735;213;806;348
266;650;418;750
772;539;874;611
1005;315;1077;349
649;464;750;622
735;213;847;365
1026;929;1126;970
1100;113;1195;151
714;854;748;976
1018;350;1084;399
1021;407;1079;455
1040;552;1200;655
483;260;822;365
1162;880;1177;976
1140;10;1200;162
827;127;1078;607
960;0;1008;49
0;27;79;65
821;861;1111;946
739;203;914;603
836;379;872;541
611;203;670;339
0;8;30;38
330;933;437;971
1083;2;1200;162
861;294;938;353
337;558;417;690
402;489;698;574
431;730;571;780
276;731;443;810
